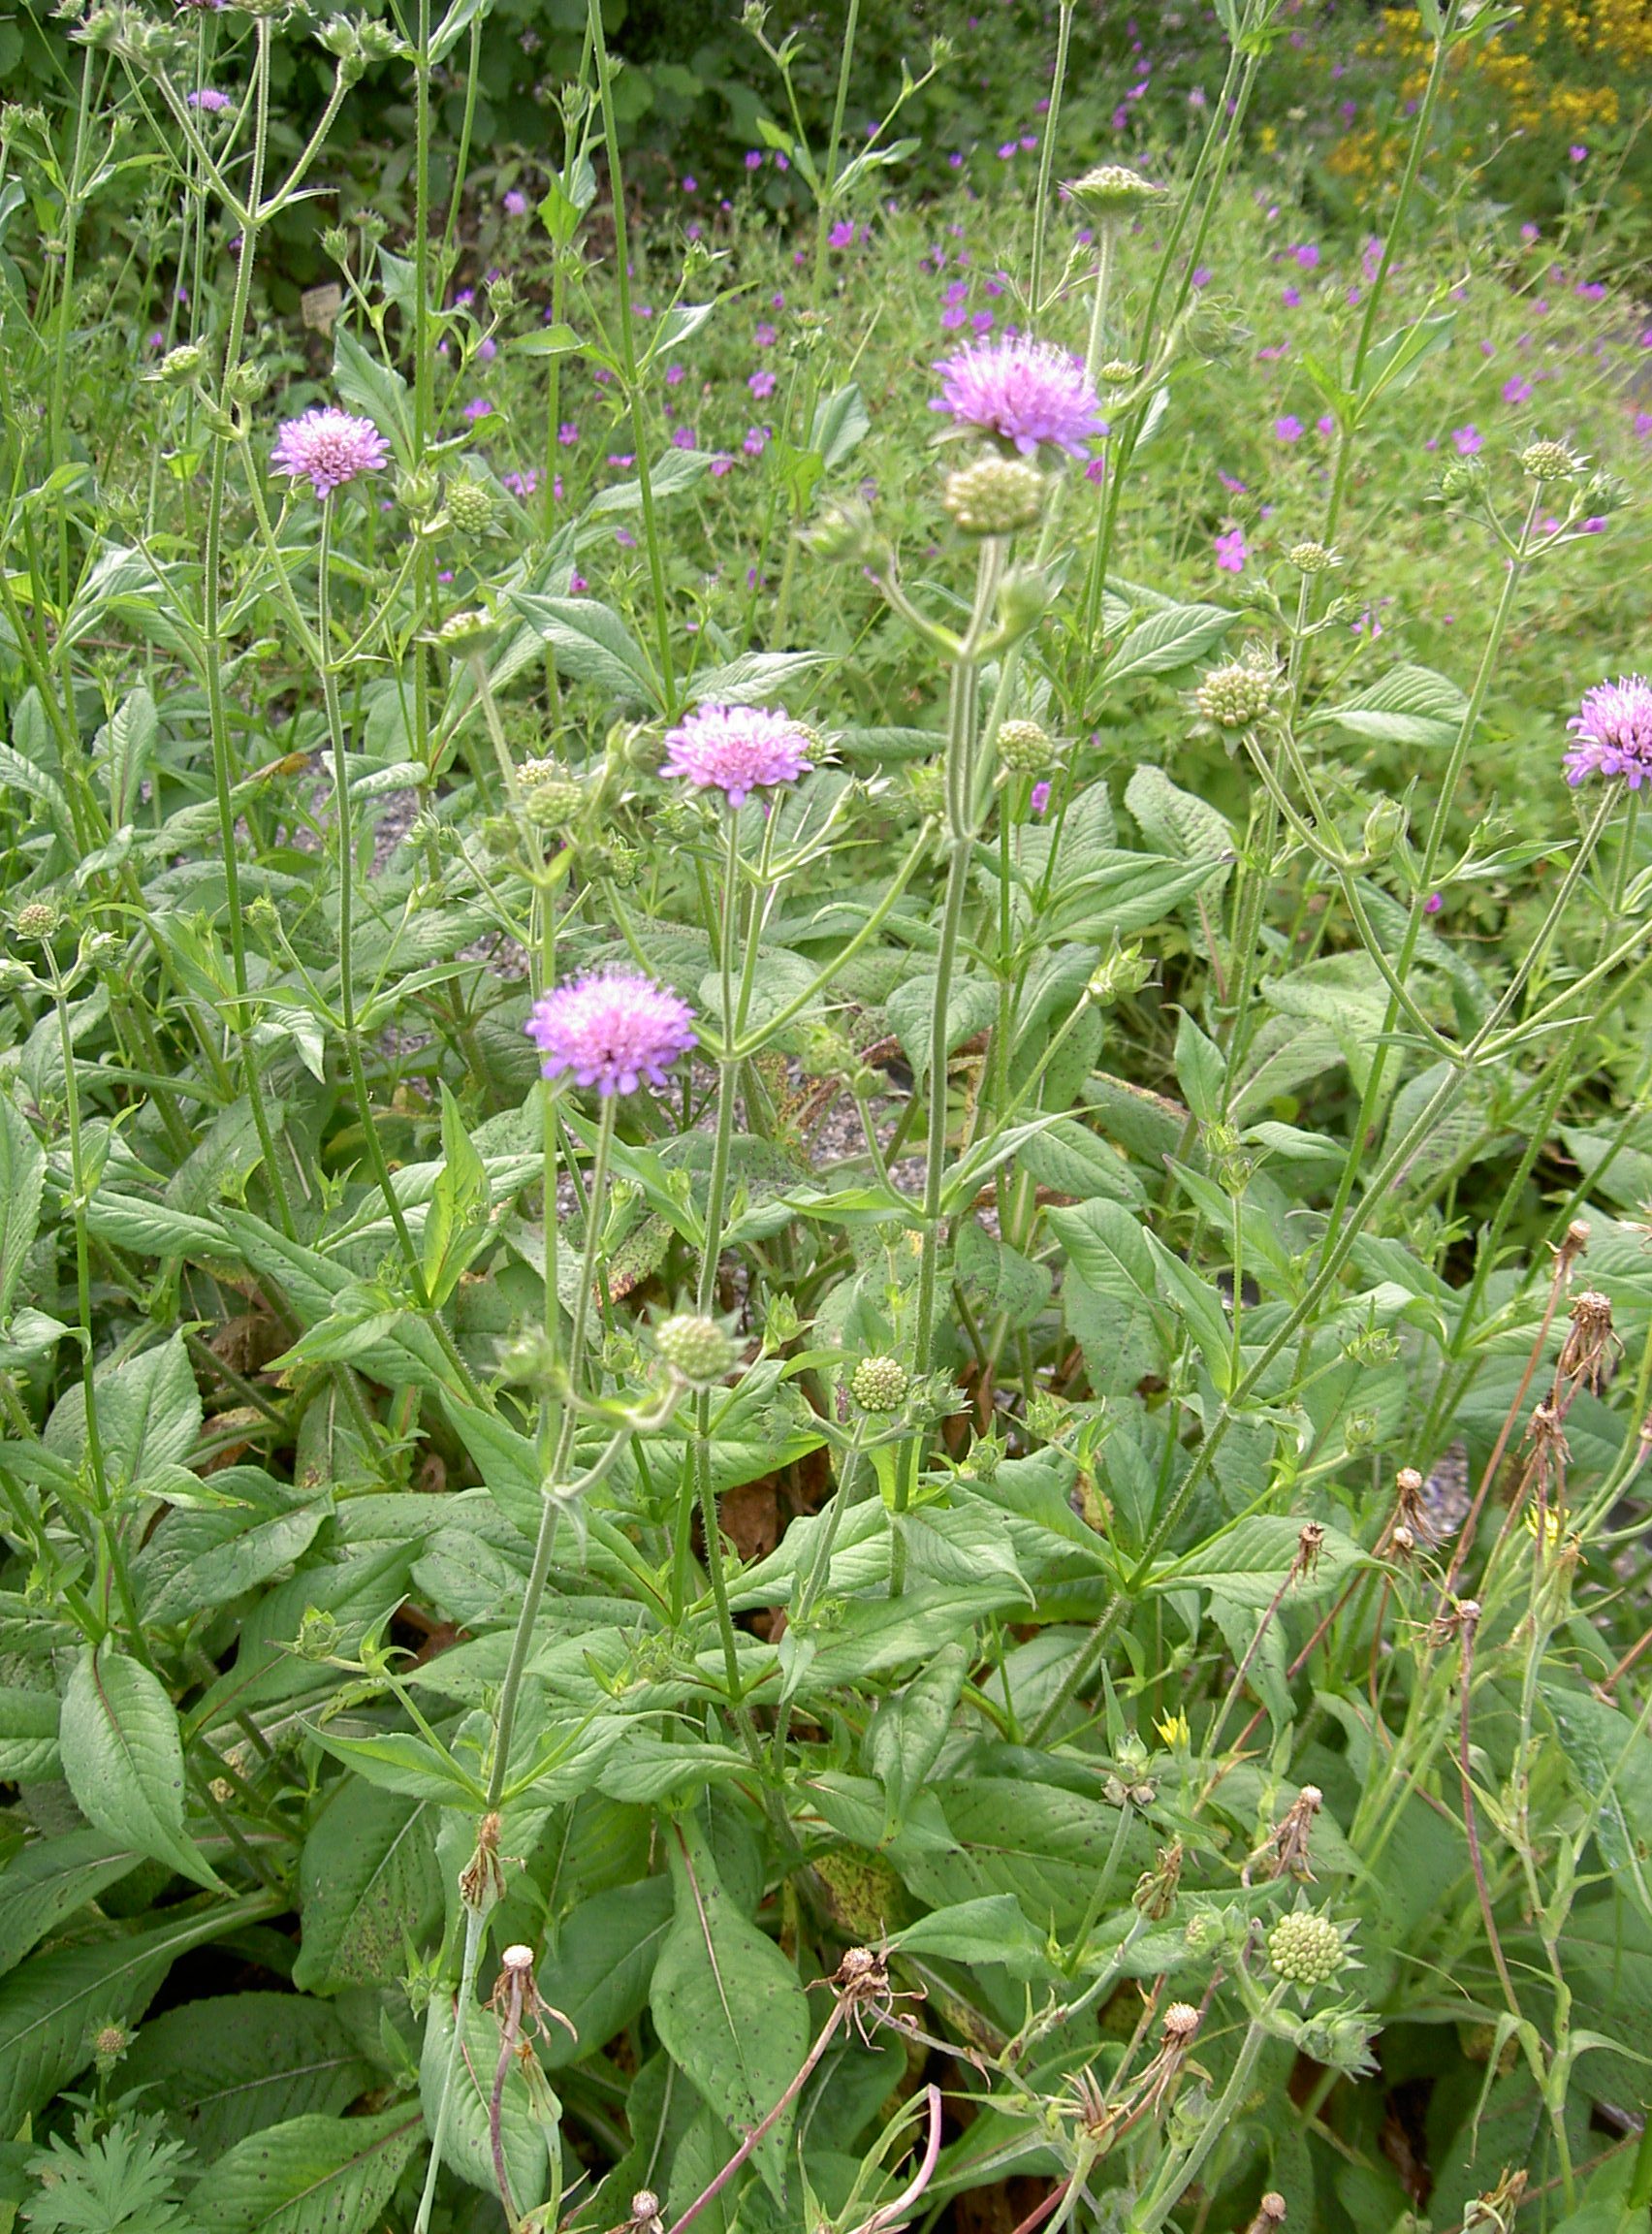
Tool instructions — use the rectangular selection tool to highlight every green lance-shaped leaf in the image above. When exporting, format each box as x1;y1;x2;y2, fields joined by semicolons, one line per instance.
59;1645;223;1892
651;1815;810;2203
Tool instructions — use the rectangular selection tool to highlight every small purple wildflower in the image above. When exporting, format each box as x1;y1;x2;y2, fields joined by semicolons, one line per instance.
1451;425;1481;455
828;220;857;247
1274;415;1303;443
187;86;231;110
1282;286;1301;307
503;189;527;216
1191;266;1212;288
462;398;493;423
745;149;762;170
748;367;778;400
558;422;580;446
270;408;389;498
665;363;685;387
754;321;778;346
671;427;696;450
659;703;814;808
1294;242;1320;270
743;426;770;457
1503;375;1533;403
1565;677;1652;787
524;973;697;1097
1423;891;1444;914
930;335;1102;460
1215;527;1247;573
1030;780;1052;815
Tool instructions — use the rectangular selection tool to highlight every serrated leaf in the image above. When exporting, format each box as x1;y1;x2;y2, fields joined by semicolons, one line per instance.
1311;662;1468;748
506;592;660;707
59;1645;222;1892
651;1817;810;2202
331;326;412;471
810;384;871;472
198;2109;422;2234
1102;601;1234;685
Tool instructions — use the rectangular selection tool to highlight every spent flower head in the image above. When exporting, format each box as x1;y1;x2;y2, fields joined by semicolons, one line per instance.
658;702;814;807
930;335;1103;461
1563;676;1652;789
524;973;697;1097
270;406;390;497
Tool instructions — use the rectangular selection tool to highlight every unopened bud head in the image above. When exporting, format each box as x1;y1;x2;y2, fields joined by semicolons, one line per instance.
1520;438;1584;482
943;455;1045;536
160;341;206;384
1267;1910;1346;1990
996;718;1057;775
655;1313;741;1388
1194;658;1276;730
14;901;60;940
850;1354;908;1412
1287;539;1341;575
1066;163;1161;216
447;479;498;537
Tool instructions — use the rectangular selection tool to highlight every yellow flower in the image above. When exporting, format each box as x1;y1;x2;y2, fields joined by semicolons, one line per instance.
1155;1708;1191;1750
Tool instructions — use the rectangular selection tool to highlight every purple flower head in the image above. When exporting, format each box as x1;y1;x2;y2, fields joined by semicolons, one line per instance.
1564;677;1652;788
745;149;763;170
188;86;231;110
462;397;493;423
659;703;813;808
1030;780;1052;815
930;335;1103;460
524;973;697;1097
1293;242;1320;270
1503;374;1533;403
1274;414;1303;443
270;407;389;498
1451;425;1481;455
748;367;777;400
1423;891;1444;914
828;220;857;247
1282;285;1301;307
503;188;527;216
1214;526;1247;573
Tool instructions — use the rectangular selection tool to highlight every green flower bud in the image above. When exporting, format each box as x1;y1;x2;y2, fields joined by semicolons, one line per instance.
1087;940;1153;1005
655;1313;741;1388
1362;797;1406;859
227;358;269;405
14;901;61;941
1267;1909;1347;1991
159;341;206;385
1065;163;1162;216
850;1354;908;1412
996;718;1058;775
446;479;498;537
1097;358;1139;387
1194;658;1277;731
942;456;1045;537
803;497;881;566
434;608;499;652
294;1606;343;1660
1287;539;1341;575
1519;438;1584;482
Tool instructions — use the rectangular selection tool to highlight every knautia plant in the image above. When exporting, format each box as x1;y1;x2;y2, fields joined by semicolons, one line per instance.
3;0;1652;2232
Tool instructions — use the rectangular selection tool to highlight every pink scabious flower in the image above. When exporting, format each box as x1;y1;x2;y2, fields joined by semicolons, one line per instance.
1564;677;1652;788
524;973;697;1097
503;188;527;216
930;335;1102;460
188;86;231;110
659;703;813;807
270;407;389;498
